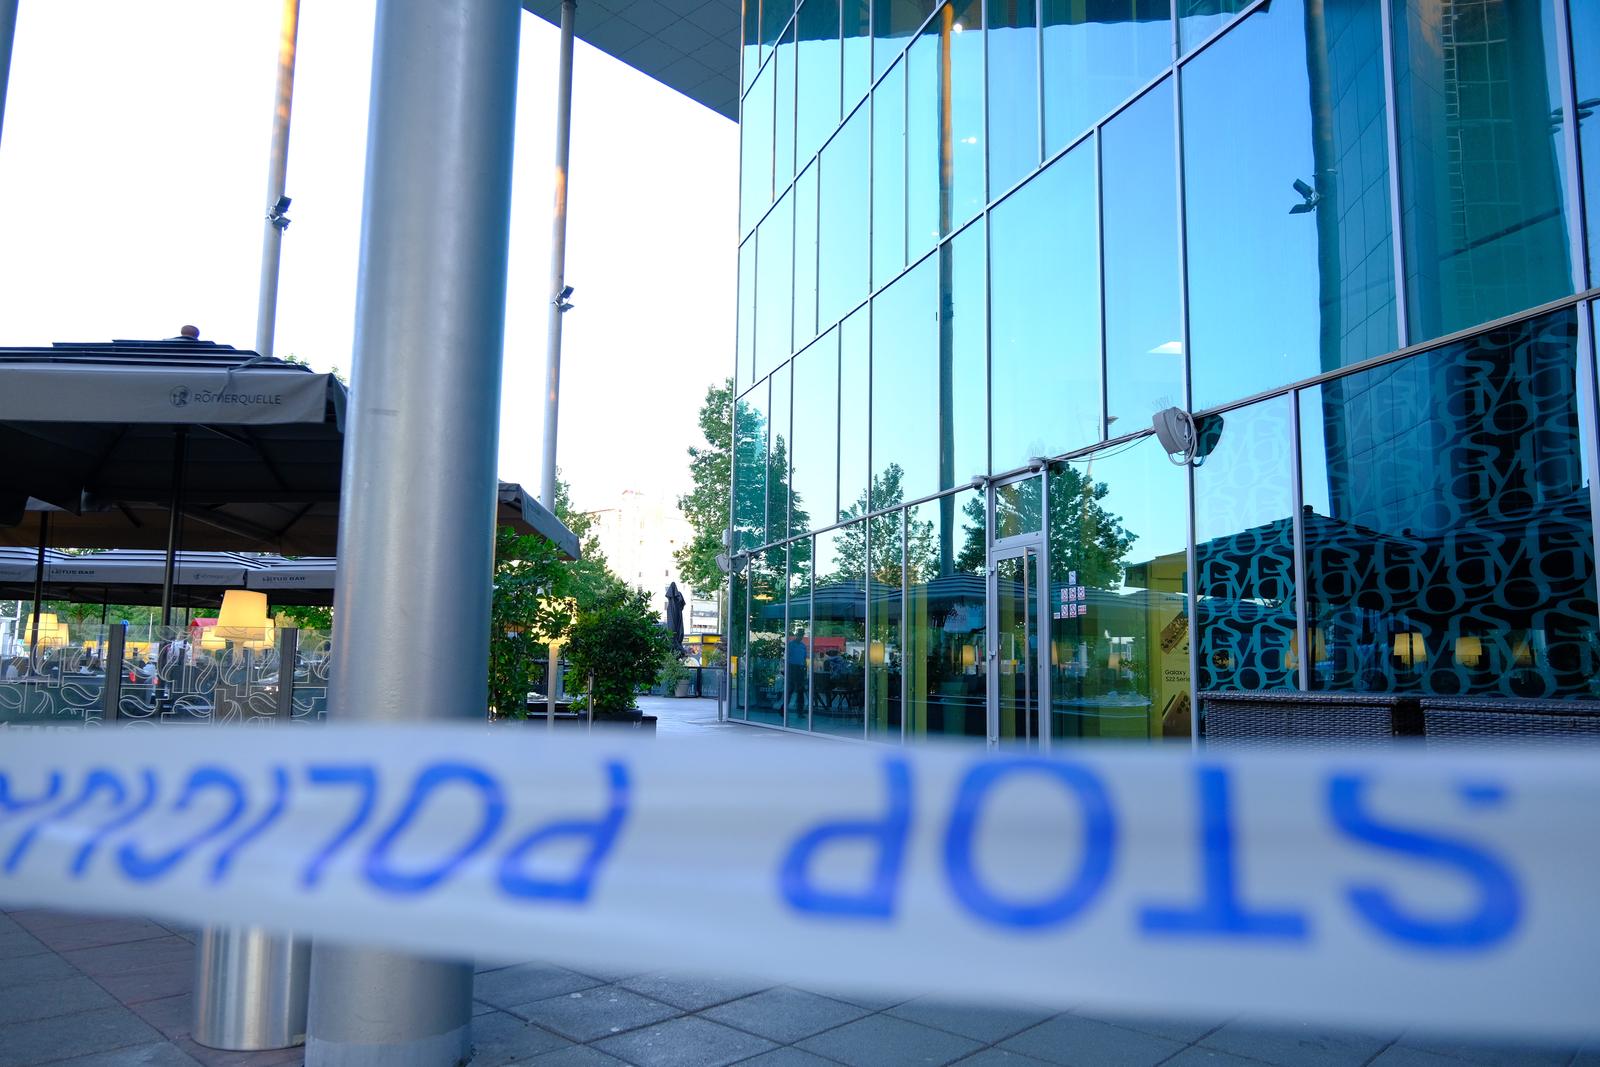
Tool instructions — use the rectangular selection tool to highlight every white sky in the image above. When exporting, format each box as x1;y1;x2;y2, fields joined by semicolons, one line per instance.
0;1;738;512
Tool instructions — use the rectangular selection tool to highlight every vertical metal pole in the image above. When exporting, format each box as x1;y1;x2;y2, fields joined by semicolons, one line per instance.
254;0;301;359
28;511;45;661
0;0;17;152
305;0;520;1064
540;0;577;510
160;428;188;627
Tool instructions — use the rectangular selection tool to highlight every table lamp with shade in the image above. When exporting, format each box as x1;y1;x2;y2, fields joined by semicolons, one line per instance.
216;590;271;644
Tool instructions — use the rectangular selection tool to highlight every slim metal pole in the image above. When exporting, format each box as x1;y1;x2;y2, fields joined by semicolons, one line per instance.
160;428;188;627
254;0;300;359
540;0;577;510
28;511;45;662
305;0;520;1063
0;0;18;152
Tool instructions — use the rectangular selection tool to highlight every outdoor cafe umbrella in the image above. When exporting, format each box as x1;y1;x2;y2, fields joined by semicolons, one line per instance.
665;581;687;653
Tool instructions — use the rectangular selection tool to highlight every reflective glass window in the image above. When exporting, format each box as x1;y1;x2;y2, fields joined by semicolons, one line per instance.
814;523;868;735
1193;396;1298;707
747;545;787;724
797;0;841;169
990;145;1101;471
786;539;813;729
1049;435;1190;742
839;305;872;520
1177;0;1248;54
1575;2;1600;286
794;162;819;351
944;219;987;487
873;60;908;290
1103;79;1183;428
1183;0;1395;410
791;329;839;532
987;0;1040;196
1042;0;1172;154
737;237;756;394
741;62;775;239
1395;0;1572;344
776;21;797;186
819;103;870;329
868;509;904;740
906;489;987;738
743;0;762;92
843;0;873;107
755;190;794;381
1300;307;1596;699
873;253;940;506
875;0;935;77
734;381;769;550
769;361;793;542
763;0;790;52
994;475;1042;539
907;1;984;258
730;566;748;717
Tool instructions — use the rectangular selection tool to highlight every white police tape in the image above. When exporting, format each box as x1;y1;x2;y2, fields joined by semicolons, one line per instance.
1;725;1596;1040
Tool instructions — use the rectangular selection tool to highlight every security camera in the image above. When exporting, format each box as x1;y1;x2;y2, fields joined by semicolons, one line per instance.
1152;408;1198;464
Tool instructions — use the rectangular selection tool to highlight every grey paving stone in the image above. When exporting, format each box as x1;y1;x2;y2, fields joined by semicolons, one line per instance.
511;1047;630;1067
889;998;1058;1044
65;935;193;978
1159;1048;1274;1067
595;1016;778;1067
0;1004;163;1067
470;1010;574;1066
0;973;117;1025
33;917;174;953
999;1015;1187;1067
1069;1009;1223;1045
1391;1036;1574;1066
0;926;49;960
128;992;195;1040
171;1037;305;1067
794;987;914;1012
95;959;195;1005
702;987;870;1044
1199;1022;1394;1067
797;1013;984;1067
735;1049;846;1067
950;1051;1060;1067
49;1041;203;1067
0;947;80;988
618;971;775;1011
476;963;603;1008
511;985;680;1043
1367;1048;1468;1067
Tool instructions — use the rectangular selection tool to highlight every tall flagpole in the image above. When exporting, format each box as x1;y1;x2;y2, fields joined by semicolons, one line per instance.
255;0;300;359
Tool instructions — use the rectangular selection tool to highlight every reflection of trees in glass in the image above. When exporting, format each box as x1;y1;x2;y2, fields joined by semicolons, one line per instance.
830;463;934;582
730;384;810;554
1048;464;1137;589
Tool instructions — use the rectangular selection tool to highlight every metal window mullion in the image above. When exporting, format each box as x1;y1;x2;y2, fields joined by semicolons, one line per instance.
1095;128;1108;441
1037;461;1051;753
1289;390;1311;692
1553;0;1591;293
1379;0;1410;349
1185;451;1200;749
899;507;909;744
1578;303;1600;647
1034;0;1045;166
809;530;817;731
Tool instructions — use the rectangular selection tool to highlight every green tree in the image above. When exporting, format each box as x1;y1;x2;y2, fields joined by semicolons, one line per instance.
565;586;675;713
1046;464;1138;590
675;379;733;599
276;604;332;630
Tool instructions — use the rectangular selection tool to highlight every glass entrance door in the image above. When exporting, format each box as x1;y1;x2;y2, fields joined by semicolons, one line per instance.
988;544;1047;747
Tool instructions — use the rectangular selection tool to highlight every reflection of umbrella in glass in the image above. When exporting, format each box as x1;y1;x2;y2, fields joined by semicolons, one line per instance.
665;581;686;653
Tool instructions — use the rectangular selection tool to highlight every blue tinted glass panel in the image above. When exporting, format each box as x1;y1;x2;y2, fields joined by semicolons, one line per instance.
839;305;871;519
1177;0;1247;54
1395;0;1573;343
737;237;756;394
1300;308;1596;699
868;508;903;740
748;544;787;723
786;540;813;729
814;523;867;735
1183;0;1394;410
1193;396;1297;703
905;2;983;256
906;30;939;261
755;191;794;381
819;103;871;329
990;145;1101;471
1042;0;1172;155
797;0;841;169
873;254;940;506
730;565;748;717
987;0;1040;196
875;0;936;77
791;329;839;531
1576;3;1600;286
905;489;987;739
775;21;797;186
762;0;790;50
1103;79;1183;427
1049;435;1190;741
741;62;775;237
744;1;762;92
945;219;987;486
734;382;769;550
873;60;908;290
843;0;873;107
769;360;793;541
794;162;819;351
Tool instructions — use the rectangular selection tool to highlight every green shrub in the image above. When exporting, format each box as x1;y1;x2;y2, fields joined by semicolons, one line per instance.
565;588;675;713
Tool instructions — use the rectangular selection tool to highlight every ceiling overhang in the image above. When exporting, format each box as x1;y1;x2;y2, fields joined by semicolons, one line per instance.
522;0;740;121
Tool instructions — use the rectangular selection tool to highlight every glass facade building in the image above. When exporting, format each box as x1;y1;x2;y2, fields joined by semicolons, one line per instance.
730;0;1600;745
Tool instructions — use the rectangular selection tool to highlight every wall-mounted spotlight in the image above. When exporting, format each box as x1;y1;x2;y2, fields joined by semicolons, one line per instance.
267;195;292;231
556;284;575;312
